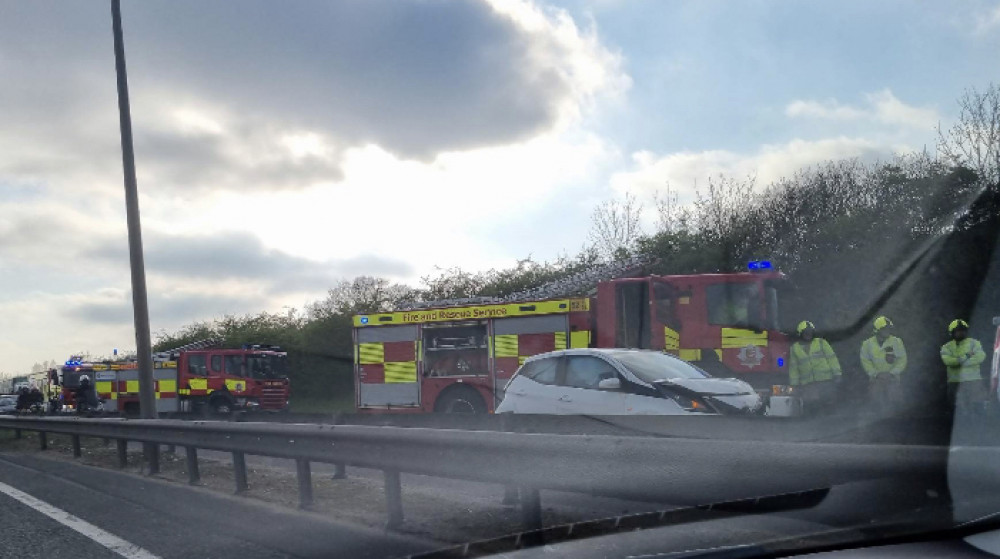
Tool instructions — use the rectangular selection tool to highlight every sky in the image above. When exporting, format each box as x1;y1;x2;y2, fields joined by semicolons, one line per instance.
1;0;998;373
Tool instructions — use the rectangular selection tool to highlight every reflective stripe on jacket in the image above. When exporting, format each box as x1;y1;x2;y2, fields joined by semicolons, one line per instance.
789;338;842;386
940;338;986;383
860;335;907;378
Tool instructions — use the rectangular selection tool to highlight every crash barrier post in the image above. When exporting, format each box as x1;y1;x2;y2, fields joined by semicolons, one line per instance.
233;451;249;494
72;434;82;458
384;469;403;529
333;462;347;480
144;442;159;475
116;439;128;468
520;488;542;532
296;459;313;509
39;431;47;451
186;446;200;485
331;413;347;480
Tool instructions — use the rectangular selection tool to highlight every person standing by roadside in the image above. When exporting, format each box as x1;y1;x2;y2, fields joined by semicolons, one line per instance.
940;319;987;414
790;320;843;415
860;316;907;412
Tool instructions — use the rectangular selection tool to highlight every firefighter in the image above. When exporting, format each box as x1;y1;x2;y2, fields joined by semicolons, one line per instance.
940;319;987;414
75;375;99;413
789;320;842;415
860;316;907;410
15;387;29;413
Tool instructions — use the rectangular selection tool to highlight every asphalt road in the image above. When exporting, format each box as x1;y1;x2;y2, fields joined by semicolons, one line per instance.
0;452;436;559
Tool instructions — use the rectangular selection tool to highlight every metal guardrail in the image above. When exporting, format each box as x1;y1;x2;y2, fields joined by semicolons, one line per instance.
0;416;983;532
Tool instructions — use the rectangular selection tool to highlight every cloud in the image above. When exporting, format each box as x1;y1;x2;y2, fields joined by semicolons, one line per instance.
610;137;895;201
785;100;866;121
83;230;413;292
974;3;1000;34
785;89;939;130
65;288;263;326
0;1;628;197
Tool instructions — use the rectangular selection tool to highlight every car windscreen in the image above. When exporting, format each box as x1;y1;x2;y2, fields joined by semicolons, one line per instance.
608;351;709;383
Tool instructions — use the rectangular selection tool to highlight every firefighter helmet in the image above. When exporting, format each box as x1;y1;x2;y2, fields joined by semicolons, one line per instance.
948;319;969;333
796;320;815;335
873;316;894;332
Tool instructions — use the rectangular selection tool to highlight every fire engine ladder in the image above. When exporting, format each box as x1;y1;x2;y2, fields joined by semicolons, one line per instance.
397;256;653;310
502;255;652;303
152;338;221;361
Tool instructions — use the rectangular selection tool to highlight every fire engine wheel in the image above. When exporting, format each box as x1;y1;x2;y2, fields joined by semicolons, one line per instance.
205;395;234;416
212;400;233;415
434;387;486;415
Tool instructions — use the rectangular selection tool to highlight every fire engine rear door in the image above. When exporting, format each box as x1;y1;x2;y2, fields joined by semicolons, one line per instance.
492;314;569;407
357;325;420;407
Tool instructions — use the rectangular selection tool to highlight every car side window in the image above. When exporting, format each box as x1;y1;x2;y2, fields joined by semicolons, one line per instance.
518;358;558;385
563;356;617;389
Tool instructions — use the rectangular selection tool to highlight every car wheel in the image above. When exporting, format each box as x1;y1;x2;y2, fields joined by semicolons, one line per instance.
434;387;486;414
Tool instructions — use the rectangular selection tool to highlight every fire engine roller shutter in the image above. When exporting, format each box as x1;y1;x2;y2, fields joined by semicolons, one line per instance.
154;367;179;413
357;325;420;407
94;371;118;413
109;366;180;413
492;315;569;406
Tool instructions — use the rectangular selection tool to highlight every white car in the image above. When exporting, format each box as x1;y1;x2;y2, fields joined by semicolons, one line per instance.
0;395;16;414
496;348;763;416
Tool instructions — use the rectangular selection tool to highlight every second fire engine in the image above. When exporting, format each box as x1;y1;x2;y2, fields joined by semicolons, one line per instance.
60;339;290;415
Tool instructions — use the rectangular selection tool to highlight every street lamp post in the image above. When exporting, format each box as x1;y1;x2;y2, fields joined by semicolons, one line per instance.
110;0;157;422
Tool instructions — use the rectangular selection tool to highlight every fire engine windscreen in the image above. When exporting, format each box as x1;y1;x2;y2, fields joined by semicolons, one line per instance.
706;283;763;329
246;354;287;379
423;323;488;377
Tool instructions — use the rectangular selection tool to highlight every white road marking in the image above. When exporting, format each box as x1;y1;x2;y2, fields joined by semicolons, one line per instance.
0;479;161;559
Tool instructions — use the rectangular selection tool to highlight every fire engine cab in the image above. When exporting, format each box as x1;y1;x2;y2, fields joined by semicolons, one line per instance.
60;339;290;415
353;259;792;414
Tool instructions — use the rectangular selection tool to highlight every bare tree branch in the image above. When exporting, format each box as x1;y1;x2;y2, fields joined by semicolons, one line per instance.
588;192;644;260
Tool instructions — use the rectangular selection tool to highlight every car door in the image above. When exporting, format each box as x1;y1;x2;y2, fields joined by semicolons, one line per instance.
498;356;563;413
558;355;630;414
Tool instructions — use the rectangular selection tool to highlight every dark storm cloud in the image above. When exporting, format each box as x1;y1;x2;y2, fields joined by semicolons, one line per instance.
125;0;564;158
0;0;576;192
85;230;414;291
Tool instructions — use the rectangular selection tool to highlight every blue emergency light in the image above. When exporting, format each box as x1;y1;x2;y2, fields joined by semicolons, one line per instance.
747;260;773;271
360;316;369;325
777;357;785;368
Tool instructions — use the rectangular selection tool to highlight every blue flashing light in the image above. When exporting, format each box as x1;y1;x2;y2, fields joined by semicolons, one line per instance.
360;316;369;325
777;357;785;368
748;260;773;271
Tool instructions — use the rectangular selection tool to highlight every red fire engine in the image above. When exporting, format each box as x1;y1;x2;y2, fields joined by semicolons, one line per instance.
353;259;792;413
60;339;290;415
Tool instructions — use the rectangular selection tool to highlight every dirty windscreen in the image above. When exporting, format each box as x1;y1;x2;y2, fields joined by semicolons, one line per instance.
1;1;999;558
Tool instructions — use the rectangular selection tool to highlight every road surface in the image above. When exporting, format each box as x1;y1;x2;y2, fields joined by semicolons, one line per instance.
0;452;435;558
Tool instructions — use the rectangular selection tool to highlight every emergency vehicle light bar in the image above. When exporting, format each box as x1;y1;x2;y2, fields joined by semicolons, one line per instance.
747;260;773;271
